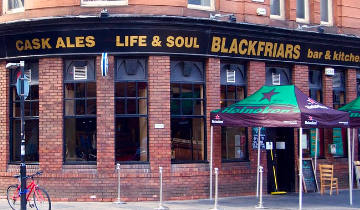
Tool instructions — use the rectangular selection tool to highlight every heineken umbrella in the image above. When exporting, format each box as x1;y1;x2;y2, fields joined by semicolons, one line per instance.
339;97;360;206
209;85;350;210
211;85;349;128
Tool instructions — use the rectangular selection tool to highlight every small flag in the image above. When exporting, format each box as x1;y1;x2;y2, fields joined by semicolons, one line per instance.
101;52;108;77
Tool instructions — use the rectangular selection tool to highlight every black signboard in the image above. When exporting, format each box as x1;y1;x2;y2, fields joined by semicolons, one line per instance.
302;158;318;193
0;18;359;68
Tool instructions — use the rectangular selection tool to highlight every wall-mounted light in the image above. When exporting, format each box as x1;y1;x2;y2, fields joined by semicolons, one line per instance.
210;13;236;23
297;24;324;33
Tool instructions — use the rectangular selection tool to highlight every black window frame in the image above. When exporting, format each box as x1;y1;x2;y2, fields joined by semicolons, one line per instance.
309;69;323;103
114;57;149;164
220;62;249;162
63;58;97;165
9;60;39;164
170;59;207;164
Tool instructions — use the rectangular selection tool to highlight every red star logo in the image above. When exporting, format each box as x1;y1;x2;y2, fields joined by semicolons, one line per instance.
215;115;220;120
260;88;280;102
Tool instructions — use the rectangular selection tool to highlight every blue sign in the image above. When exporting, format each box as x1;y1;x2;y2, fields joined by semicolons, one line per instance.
16;75;30;100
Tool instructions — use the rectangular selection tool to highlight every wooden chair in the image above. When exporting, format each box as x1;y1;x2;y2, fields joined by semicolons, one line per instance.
319;164;339;195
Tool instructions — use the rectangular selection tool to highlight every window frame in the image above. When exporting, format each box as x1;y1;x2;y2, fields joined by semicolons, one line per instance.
187;0;215;11
296;0;309;23
114;57;149;164
81;0;128;7
9;61;39;163
270;0;285;20
3;0;25;14
309;69;323;103
170;59;207;163
63;58;97;165
320;0;333;26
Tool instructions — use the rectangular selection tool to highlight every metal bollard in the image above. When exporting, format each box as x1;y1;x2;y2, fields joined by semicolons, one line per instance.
255;166;266;209
210;168;220;210
114;163;126;204
155;167;169;210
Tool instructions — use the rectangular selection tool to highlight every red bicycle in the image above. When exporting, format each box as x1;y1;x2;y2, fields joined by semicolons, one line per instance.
7;171;51;210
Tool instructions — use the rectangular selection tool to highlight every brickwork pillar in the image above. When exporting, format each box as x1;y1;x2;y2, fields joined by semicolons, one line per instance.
292;65;309;94
96;56;115;172
247;61;266;95
246;61;267;186
148;56;171;174
292;64;309;191
39;58;63;172
206;58;221;169
0;61;9;172
323;71;334;159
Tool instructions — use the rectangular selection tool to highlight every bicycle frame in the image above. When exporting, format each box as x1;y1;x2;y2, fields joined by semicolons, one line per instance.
11;178;46;203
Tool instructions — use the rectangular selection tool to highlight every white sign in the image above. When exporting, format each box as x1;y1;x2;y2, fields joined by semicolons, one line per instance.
154;124;164;129
276;142;286;150
325;67;334;76
266;142;273;150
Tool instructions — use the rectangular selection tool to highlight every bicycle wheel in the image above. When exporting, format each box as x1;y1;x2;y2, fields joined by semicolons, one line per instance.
7;184;20;210
33;187;51;210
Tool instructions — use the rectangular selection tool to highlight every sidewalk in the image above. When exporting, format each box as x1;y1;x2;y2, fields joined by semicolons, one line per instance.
2;189;359;210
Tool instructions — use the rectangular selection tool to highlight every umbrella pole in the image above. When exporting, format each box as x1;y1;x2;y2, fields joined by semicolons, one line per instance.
256;127;261;197
299;128;303;210
347;128;352;205
314;128;318;187
352;128;355;191
210;125;213;200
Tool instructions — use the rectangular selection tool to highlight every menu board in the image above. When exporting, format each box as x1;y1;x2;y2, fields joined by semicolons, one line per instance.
302;158;318;193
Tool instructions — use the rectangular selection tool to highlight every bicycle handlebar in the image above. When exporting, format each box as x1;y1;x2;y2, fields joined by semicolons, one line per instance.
12;170;43;180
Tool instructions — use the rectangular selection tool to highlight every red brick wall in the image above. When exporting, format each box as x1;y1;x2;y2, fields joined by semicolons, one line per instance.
39;58;63;172
96;56;115;172
0;60;9;172
293;65;309;94
0;57;357;201
206;58;221;169
148;56;171;172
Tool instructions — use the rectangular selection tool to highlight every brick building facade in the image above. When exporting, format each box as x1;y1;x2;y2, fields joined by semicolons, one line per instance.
0;0;359;202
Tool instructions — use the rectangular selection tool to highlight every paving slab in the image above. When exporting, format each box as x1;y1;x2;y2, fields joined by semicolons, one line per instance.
1;189;359;210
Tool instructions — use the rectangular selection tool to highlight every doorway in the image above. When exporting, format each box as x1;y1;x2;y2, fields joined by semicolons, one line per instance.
266;127;295;193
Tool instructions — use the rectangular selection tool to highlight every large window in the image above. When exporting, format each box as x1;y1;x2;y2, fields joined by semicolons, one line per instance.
10;61;39;163
320;0;333;25
4;0;24;13
64;59;97;164
220;63;248;161
171;60;206;162
309;69;322;102
296;0;309;23
270;0;285;19
81;0;127;6
115;58;148;162
332;69;347;157
188;0;214;11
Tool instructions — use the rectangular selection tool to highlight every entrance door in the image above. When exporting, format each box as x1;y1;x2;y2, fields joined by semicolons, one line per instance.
266;127;295;193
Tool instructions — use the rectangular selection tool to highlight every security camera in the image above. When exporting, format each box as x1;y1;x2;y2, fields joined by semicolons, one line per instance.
5;63;20;70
